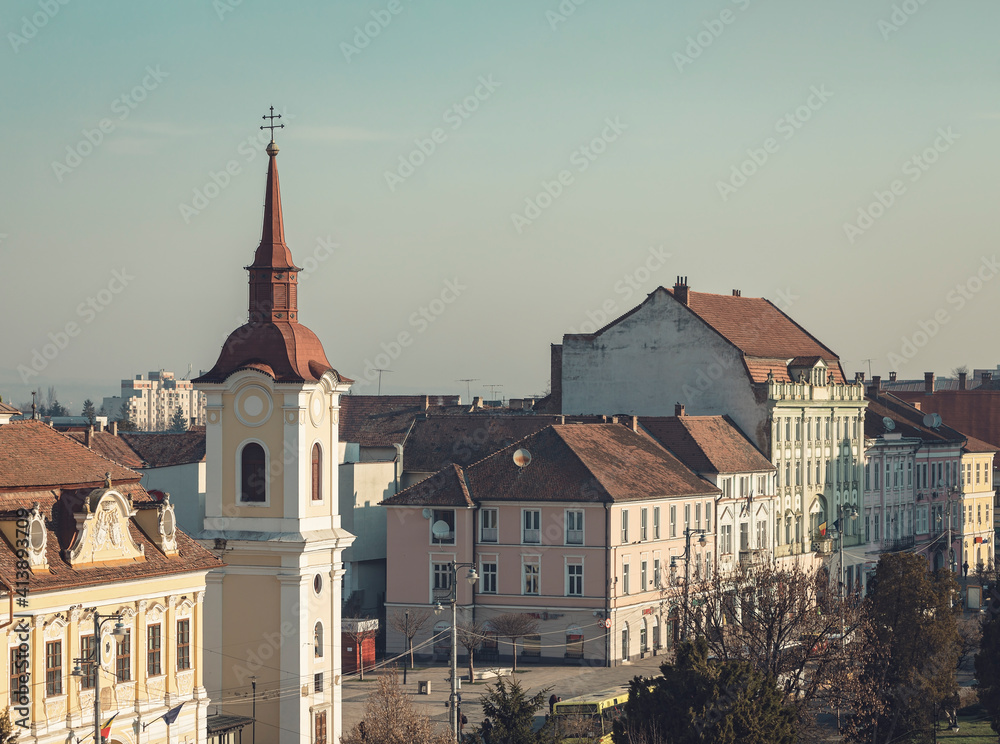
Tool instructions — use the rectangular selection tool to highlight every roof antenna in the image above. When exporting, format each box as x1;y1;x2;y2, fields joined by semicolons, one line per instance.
31;391;37;420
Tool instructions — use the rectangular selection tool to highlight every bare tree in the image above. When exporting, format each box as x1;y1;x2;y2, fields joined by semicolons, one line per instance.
456;620;488;682
388;609;432;669
661;559;880;741
487;613;538;673
345;618;379;681
341;670;452;744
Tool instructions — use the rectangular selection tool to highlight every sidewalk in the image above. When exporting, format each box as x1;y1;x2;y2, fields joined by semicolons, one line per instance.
342;655;666;734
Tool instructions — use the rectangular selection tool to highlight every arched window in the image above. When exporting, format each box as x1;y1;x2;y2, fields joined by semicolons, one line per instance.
240;443;266;503
311;443;322;502
314;622;323;658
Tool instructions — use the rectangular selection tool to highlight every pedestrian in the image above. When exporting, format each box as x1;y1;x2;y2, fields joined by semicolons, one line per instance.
358;721;366;742
549;693;558;716
481;717;492;744
964;560;970;577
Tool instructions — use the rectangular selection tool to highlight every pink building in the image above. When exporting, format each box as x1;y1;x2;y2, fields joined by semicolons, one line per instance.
383;422;720;666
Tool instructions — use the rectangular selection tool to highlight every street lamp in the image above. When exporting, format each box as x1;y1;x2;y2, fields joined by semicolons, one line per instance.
670;528;707;641
72;611;127;744
833;505;858;602
433;563;478;742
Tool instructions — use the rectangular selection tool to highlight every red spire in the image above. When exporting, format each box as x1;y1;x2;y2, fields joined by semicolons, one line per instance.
246;141;300;323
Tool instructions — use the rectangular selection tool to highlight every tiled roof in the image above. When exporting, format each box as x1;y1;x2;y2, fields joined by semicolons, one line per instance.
0;486;220;593
892;390;1000;451
65;431;145;469
402;414;606;473
381;464;475;507
0;421;140;490
640;416;775;475
0;402;19;415
387;424;718;507
863;394;966;444
339;395;461;447
963;435;999;454
120;431;206;467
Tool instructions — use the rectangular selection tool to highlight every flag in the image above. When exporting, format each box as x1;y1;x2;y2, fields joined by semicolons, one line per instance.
818;522;827;537
101;712;119;741
162;703;184;726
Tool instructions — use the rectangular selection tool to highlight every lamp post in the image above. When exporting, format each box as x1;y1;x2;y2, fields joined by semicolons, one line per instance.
670;528;707;641
72;611;127;744
403;610;409;686
250;675;256;744
835;505;858;602
434;562;479;742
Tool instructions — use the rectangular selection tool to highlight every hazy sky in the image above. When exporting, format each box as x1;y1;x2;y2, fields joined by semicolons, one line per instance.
2;0;999;411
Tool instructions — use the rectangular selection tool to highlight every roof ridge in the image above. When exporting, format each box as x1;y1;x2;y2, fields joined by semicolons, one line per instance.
58;428;144;481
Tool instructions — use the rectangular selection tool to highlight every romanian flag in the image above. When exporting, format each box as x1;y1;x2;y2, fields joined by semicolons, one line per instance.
100;712;119;741
818;522;827;537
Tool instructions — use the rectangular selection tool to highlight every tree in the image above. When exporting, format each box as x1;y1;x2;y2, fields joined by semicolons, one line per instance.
951;365;969;379
848;552;961;743
975;572;1000;734
81;399;97;425
389;609;431;669
0;707;20;744
42;386;68;417
116;401;138;432
168;406;188;432
487;613;538;673
662;558;876;737
612;637;797;744
478;676;550;744
457;620;488;682
341;670;452;744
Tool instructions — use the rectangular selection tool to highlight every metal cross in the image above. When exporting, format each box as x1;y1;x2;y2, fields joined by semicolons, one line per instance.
260;106;284;138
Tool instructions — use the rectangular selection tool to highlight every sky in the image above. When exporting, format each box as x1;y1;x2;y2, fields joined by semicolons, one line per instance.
1;0;999;412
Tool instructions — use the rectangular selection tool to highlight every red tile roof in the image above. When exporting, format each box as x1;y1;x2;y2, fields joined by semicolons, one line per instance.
640;416;774;475
65;431;146;469
892;390;1000;451
120;431;206;467
339;396;461;448
382;464;475;507
385;424;718;506
963;435;999;454
0;402;19;415
0;421;140;491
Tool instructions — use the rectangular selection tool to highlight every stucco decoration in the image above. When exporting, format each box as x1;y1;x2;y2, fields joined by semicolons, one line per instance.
26;502;49;571
177;670;195;695
235;384;273;427
309;388;325;427
66;489;144;568
133;495;179;557
45;698;67;721
43;615;67;639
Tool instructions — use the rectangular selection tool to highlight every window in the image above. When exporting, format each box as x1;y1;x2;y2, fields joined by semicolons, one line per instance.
481;562;497;593
240;442;266;503
907;461;912;486
641;560;647;589
116;630;131;682
684;504;691;529
177;619;191;671
433;563;452;591
566;629;584;659
695;503;701;530
480;508;498;543
670;505;677;537
9;648;21;704
807;460;812;486
523;562;539;595
565;510;583;545
785;419;791;440
641;508;648;541
795;462;802;486
723;478;733;498
80;635;96;690
653;507;661;539
720;524;732;554
874;514;880;541
977;462;982;484
825;418;831;439
807;418;812;440
705;502;712;531
147;624;162;676
45;641;61;696
784;463;790;487
567;564;583;596
311;443;322;501
315;711;327;744
431;509;455;545
756;520;767;549
314;622;323;658
523;510;540;544
654;558;661;588
622;563;630;594
314;672;324;693
740;522;749;552
522;634;541;658
795;419;801;441
621;510;629;543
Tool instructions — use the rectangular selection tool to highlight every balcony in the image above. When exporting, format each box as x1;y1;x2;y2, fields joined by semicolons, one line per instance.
812;533;833;555
566;529;583;545
881;535;915;552
523;529;540;544
739;549;767;566
480;527;498;543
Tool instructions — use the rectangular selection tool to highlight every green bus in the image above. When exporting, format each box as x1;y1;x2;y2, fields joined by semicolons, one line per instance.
552;687;629;743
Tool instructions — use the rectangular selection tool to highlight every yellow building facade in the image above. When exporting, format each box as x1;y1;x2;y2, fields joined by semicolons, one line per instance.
959;443;996;571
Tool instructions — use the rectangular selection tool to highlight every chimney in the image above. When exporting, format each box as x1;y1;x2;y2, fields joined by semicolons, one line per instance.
85;426;93;448
959;371;968;390
111;421;118;436
473;396;484;409
889;371;897;382
675;403;685;417
732;289;741;297
871;375;881;394
855;372;866;383
924;372;935;395
550;344;563;413
982;372;993;386
673;276;689;306
630;415;638;433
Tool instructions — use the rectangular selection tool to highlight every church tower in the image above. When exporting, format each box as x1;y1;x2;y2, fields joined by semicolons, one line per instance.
194;123;354;744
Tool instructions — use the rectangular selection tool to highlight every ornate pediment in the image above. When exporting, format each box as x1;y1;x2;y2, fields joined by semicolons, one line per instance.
65;488;145;567
133;494;179;557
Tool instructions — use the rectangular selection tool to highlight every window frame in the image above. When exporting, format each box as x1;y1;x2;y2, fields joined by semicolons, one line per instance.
565;509;584;545
311;442;323;502
237;440;269;505
177;619;191;671
115;629;131;683
45;640;62;697
522;509;541;544
147;624;162;677
430;509;456;546
480;508;499;543
566;562;583;597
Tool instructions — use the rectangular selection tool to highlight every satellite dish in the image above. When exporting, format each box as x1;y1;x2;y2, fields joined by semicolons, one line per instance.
513;448;532;468
421;508;433;520
883;417;895;431
923;413;935;428
931;413;942;428
431;520;451;538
